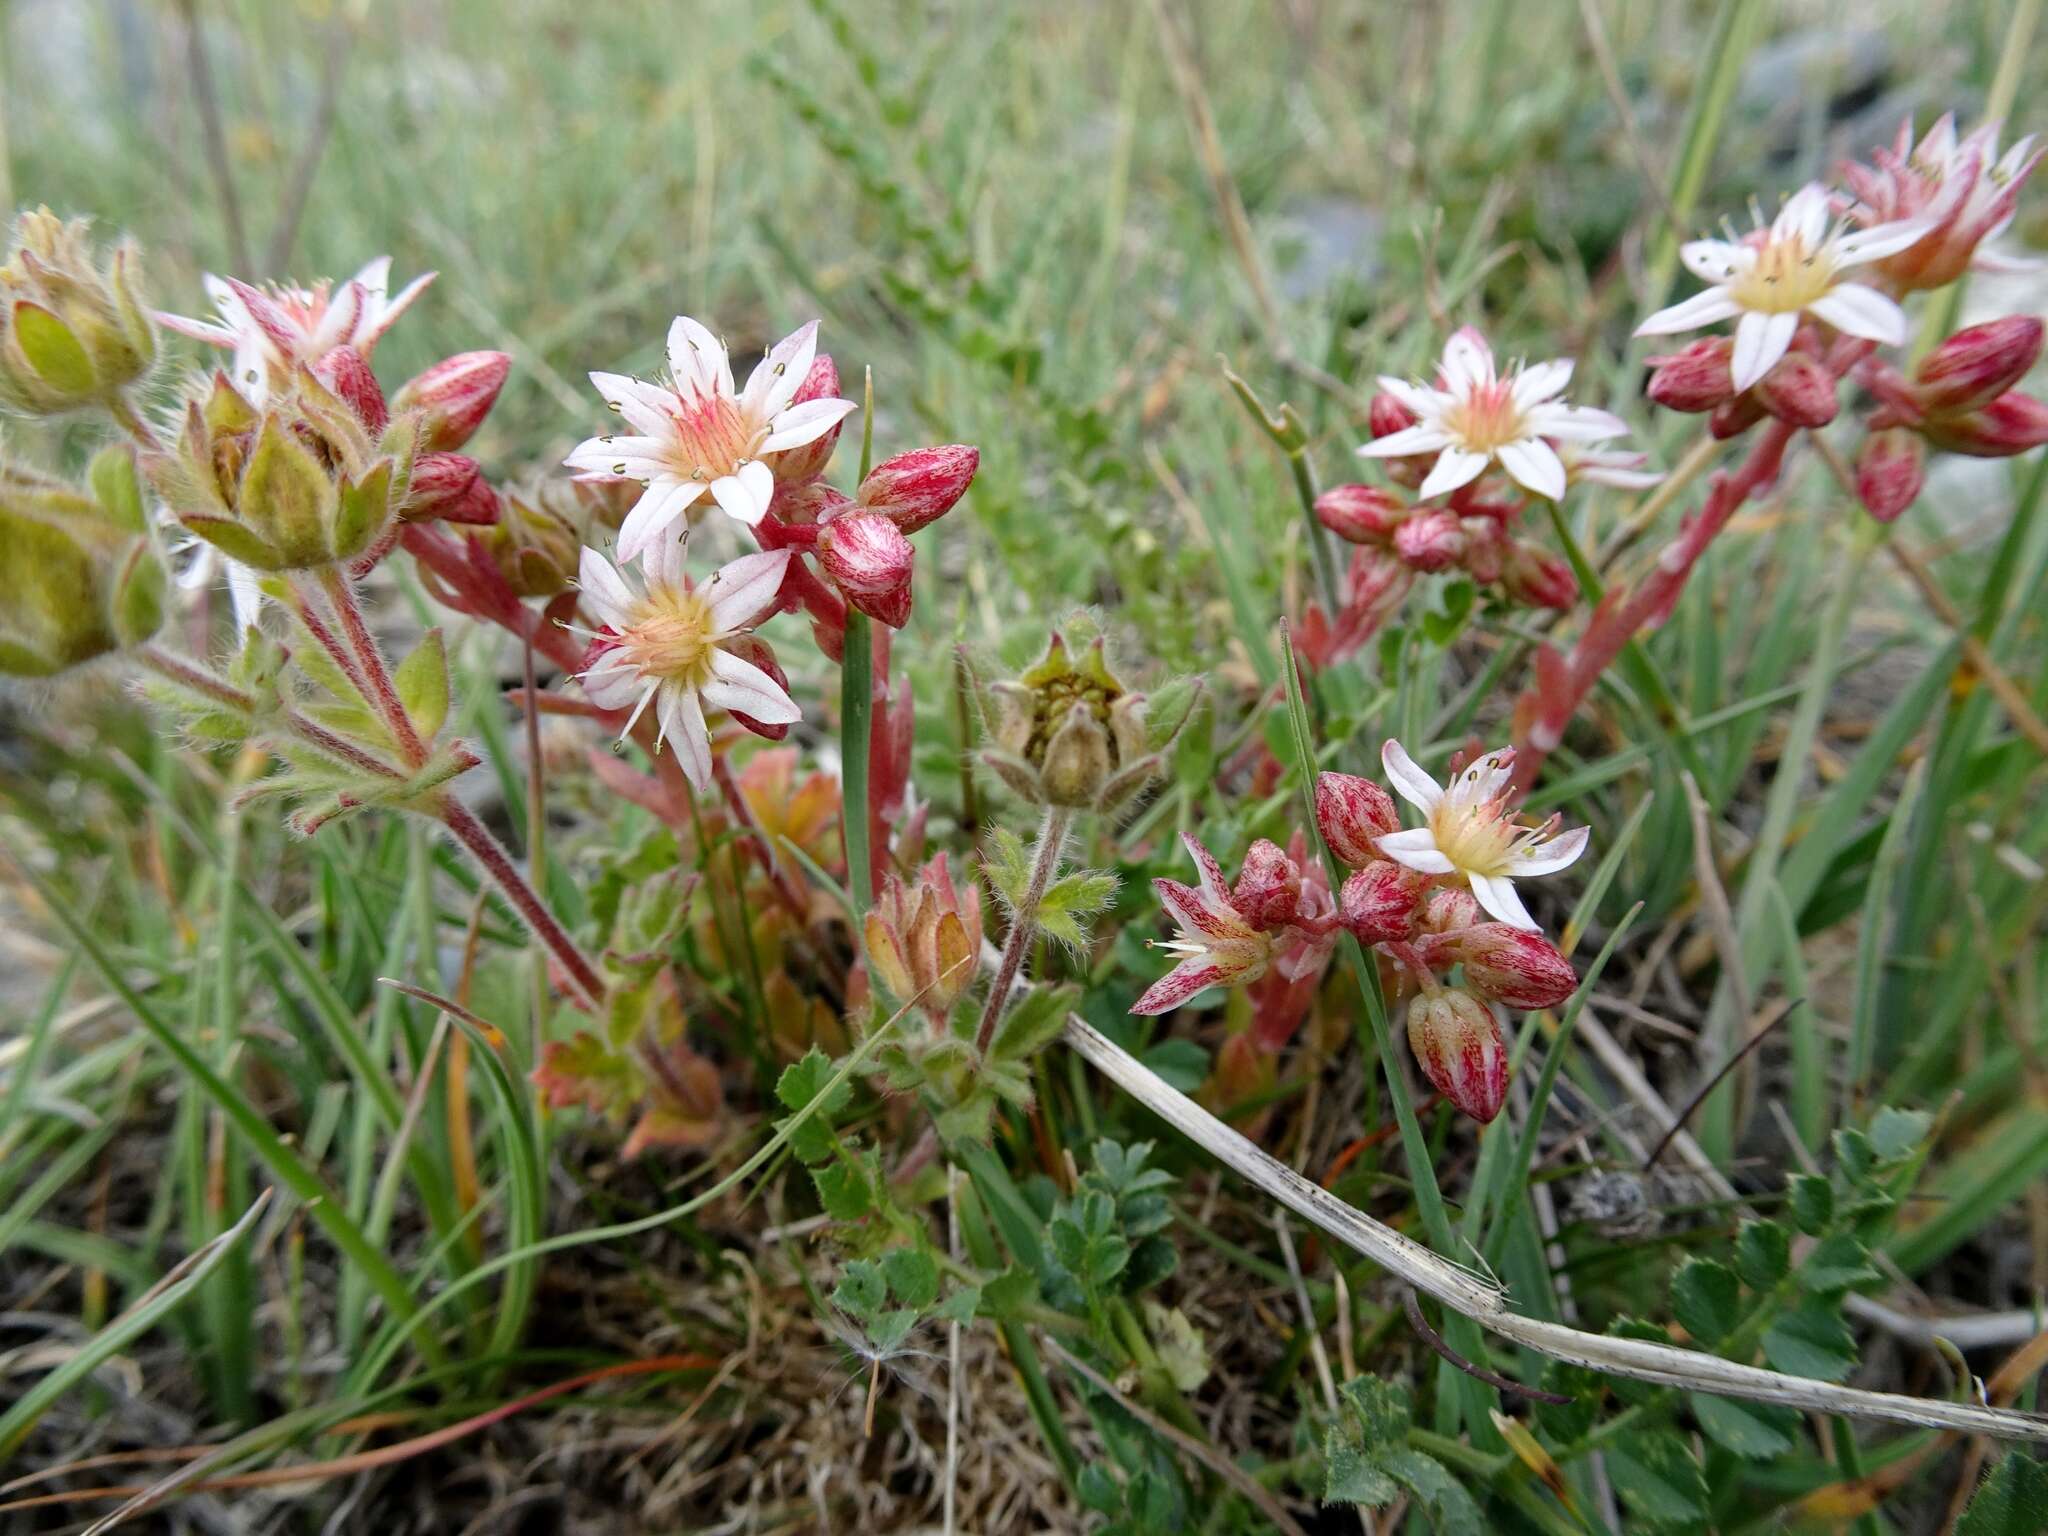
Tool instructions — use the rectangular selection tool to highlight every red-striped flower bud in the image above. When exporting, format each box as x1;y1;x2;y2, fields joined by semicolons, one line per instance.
1315;482;1406;545
1419;886;1482;934
1423;923;1576;1009
1502;540;1577;610
1708;392;1767;439
818;509;914;627
1911;318;2044;418
1854;429;1925;523
1917;392;2048;458
1393;508;1465;570
857;444;979;534
1368;391;1432;489
769;354;844;485
392;349;509;451
313;345;388;433
1753;352;1838;428
1315;771;1399;866
1646;338;1736;414
1339;862;1421;944
1407;986;1508;1123
405;452;499;525
1231;838;1305;929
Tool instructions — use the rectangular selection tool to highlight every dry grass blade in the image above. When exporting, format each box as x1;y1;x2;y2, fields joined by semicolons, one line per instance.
1062;1015;2048;1444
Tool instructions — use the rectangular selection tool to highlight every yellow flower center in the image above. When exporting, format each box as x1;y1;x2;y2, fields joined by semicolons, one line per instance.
621;588;718;689
669;390;764;479
1430;799;1523;876
1729;236;1838;314
1442;381;1525;453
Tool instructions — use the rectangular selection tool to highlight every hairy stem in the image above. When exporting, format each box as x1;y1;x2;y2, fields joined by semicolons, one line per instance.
105;391;164;453
321;566;429;767
974;806;1073;1054
135;644;403;781
436;797;605;1011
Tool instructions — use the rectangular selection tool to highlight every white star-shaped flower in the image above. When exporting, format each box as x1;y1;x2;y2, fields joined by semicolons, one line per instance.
573;539;799;791
565;318;857;562
1375;739;1589;930
1635;184;1931;391
1358;327;1631;503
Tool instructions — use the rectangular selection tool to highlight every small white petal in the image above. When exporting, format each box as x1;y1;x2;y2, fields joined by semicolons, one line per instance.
577;548;638;629
1730;310;1798;393
1418;447;1489;500
1357;424;1454;459
1806;283;1906;345
1833;217;1938;266
616;479;701;562
667;316;730;396
1470;873;1538;930
704;549;792;631
708;472;767;526
1680;240;1744;281
669;689;713;791
1380;739;1444;813
1510;358;1573;408
582;652;644;709
1377;831;1459;876
1633;287;1741;337
705;648;801;722
1439;327;1495;391
761;396;858;452
1526;402;1630;443
1376;377;1447;418
1497;437;1567;501
1775;184;1832;246
743;319;819;420
1506;824;1591;877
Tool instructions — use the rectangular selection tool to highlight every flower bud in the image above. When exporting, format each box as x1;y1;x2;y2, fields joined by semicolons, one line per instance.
480;483;583;597
1040;701;1115;807
864;854;981;1027
1231;838;1303;929
1502;540;1577;610
1392;508;1465;570
857;444;979;534
1424;923;1577;1009
1854;429;1925;523
1315;771;1399;866
769;354;843;485
1645;338;1735;414
1917;392;2048;458
392;349;509;451
405;452;498;526
0;210;156;417
1407;985;1508;1123
1753;352;1838;428
1708;392;1766;440
1909;318;2044;418
1315;482;1406;545
1339;862;1421;944
0;449;166;676
1419;886;1482;934
147;370;410;571
313;344;388;433
971;630;1182;813
817;509;915;627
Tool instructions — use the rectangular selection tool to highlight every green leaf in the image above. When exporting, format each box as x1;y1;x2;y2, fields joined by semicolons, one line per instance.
812;1158;874;1222
990;985;1072;1063
1788;1174;1835;1235
1867;1107;1932;1164
882;1248;939;1309
1734;1219;1792;1290
1334;1376;1413;1445
1323;1440;1399;1507
776;1048;851;1165
1141;1300;1210;1392
933;1286;980;1325
1139;1037;1209;1092
979;1266;1038;1320
393;629;450;742
1763;1301;1858;1382
831;1258;886;1321
10;300;94;395
867;1307;918;1353
1956;1452;2048;1536
1379;1446;1484;1536
1689;1393;1799;1459
1801;1234;1881;1295
1834;1128;1877;1185
1606;1430;1709;1528
1036;867;1118;948
1672;1257;1741;1346
984;826;1032;910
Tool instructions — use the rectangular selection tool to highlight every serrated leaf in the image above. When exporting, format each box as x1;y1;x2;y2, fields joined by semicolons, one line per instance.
1379;1446;1484;1536
775;1048;851;1164
1335;1376;1413;1445
1763;1301;1858;1382
812;1158;874;1222
1079;1462;1122;1514
1801;1234;1881;1295
393;629;449;742
867;1307;918;1353
1323;1441;1399;1507
1789;1174;1835;1235
1036;868;1118;948
1834;1128;1876;1185
882;1248;939;1309
983;826;1031;910
990;986;1070;1063
832;1259;886;1321
933;1286;980;1325
1735;1220;1792;1290
1606;1430;1709;1528
1690;1393;1799;1458
1956;1452;2048;1536
1672;1257;1741;1346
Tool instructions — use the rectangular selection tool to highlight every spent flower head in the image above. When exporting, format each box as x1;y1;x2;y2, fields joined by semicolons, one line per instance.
0;209;156;415
1839;115;2041;292
566;317;857;561
1359;326;1631;502
1635;185;1932;390
574;539;798;791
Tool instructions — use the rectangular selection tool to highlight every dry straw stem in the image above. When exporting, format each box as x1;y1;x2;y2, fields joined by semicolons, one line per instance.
1060;1016;2048;1444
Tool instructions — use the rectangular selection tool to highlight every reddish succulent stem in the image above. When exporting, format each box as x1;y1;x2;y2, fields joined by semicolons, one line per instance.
437;796;605;1010
136;644;403;781
1509;338;1873;795
321;566;430;768
401;524;587;676
286;575;374;700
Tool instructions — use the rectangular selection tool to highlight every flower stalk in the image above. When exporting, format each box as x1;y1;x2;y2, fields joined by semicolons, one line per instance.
435;797;606;1011
973;807;1073;1054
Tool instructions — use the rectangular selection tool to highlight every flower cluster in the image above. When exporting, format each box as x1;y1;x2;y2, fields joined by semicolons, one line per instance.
1634;119;2044;524
1300;329;1656;666
1133;740;1585;1122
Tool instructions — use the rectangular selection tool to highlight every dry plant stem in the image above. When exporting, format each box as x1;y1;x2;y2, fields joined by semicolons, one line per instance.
1062;1014;2048;1443
974;807;1073;1054
320;567;429;768
434;796;604;1010
134;645;400;781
